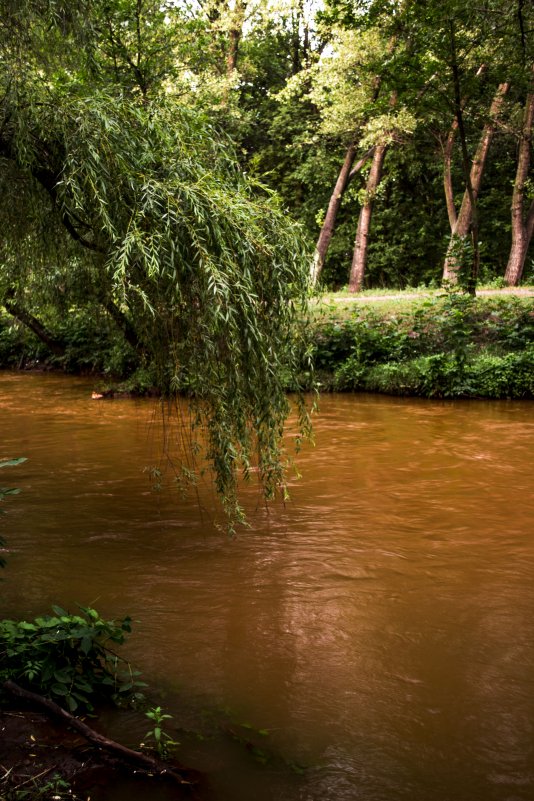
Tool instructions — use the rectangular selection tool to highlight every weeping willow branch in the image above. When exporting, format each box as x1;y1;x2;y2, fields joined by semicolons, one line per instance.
0;83;312;521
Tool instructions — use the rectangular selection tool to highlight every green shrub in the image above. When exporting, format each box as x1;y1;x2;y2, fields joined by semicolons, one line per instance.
310;294;534;399
468;348;534;398
0;606;145;712
0;316;44;367
337;354;467;397
313;311;414;372
334;348;534;399
0;308;138;377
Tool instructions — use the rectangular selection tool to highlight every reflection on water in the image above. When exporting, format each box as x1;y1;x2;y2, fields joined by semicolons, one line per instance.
1;371;534;801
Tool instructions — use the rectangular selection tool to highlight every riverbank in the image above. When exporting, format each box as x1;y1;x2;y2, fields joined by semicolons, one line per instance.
307;290;534;398
1;288;533;399
0;704;197;801
1;707;127;801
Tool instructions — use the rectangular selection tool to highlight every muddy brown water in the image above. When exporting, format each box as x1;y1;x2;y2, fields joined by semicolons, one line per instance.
1;371;534;801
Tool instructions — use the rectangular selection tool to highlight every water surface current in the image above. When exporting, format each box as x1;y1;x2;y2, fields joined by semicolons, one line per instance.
1;372;533;801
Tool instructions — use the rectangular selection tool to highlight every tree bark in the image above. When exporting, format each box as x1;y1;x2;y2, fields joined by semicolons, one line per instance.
443;64;487;233
226;0;246;76
443;116;460;231
348;84;399;293
227;27;241;75
348;143;387;293
442;79;510;285
505;69;534;286
2;291;67;357
311;145;376;286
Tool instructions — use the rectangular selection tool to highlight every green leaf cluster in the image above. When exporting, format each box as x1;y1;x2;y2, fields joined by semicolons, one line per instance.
0;606;145;712
143;705;179;758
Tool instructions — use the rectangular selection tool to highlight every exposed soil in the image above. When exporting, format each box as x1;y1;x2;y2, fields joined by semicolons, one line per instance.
0;707;200;800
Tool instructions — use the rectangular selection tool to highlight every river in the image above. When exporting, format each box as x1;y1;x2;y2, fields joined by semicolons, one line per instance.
1;371;533;801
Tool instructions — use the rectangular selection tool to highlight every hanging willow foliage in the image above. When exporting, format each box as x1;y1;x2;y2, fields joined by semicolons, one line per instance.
0;60;312;522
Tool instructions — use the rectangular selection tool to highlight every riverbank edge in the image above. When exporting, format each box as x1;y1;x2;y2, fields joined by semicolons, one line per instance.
307;293;534;400
0;705;196;801
1;291;533;400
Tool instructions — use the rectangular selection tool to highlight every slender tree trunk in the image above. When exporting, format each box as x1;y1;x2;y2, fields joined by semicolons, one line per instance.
443;64;487;232
442;79;510;285
311;144;356;286
505;70;534;285
443;116;460;230
348;143;387;292
348;86;398;293
226;0;246;76
311;145;375;286
227;28;241;74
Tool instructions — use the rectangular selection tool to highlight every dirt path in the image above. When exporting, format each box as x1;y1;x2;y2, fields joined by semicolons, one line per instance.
324;288;534;303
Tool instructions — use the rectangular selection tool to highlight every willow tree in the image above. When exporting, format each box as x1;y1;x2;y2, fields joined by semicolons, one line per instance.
0;0;311;523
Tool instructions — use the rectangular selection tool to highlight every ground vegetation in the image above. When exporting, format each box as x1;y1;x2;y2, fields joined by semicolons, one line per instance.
309;290;534;398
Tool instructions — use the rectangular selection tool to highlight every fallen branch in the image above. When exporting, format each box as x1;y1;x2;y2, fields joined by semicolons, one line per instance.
3;680;193;787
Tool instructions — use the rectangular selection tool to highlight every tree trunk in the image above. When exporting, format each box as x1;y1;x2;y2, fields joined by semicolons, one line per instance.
311;144;377;286
311;144;357;286
348;143;387;293
348;84;398;293
442;79;510;284
227;28;241;75
443;64;487;233
226;0;246;76
443;116;459;231
2;291;66;356
505;70;534;286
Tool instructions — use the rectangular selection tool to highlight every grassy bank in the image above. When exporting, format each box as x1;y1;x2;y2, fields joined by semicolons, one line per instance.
1;289;533;400
308;290;534;399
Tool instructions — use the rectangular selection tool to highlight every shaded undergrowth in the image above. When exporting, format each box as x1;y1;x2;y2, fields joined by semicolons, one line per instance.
1;292;533;399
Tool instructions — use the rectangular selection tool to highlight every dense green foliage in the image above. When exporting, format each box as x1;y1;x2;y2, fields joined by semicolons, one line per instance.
0;606;144;713
2;292;533;400
0;0;314;518
311;294;534;398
